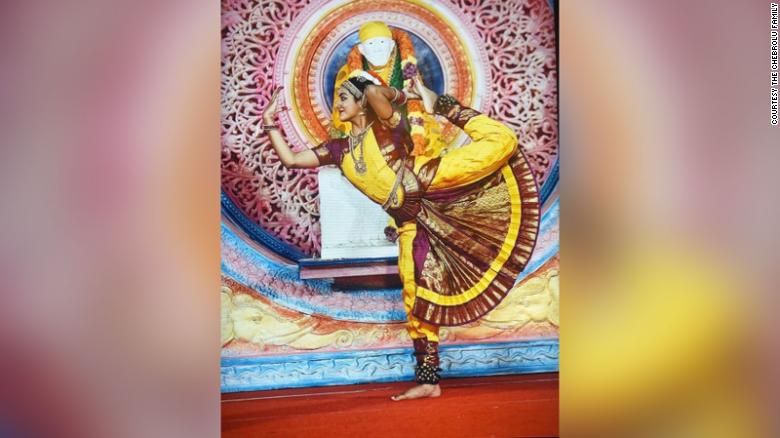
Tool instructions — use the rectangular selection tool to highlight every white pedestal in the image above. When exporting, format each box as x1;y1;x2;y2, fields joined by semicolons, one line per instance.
318;167;398;259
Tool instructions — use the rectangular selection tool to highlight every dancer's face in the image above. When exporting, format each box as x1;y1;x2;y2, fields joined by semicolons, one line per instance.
335;87;363;122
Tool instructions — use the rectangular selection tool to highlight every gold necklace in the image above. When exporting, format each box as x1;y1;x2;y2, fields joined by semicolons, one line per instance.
348;122;373;175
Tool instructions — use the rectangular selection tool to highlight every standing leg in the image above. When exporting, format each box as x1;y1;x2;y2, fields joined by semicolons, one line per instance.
392;222;442;401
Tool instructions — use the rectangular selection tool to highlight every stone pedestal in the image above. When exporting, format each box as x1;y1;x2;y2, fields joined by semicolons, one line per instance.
318;167;398;259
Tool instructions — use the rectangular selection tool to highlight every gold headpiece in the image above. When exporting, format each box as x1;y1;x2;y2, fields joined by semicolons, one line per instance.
340;80;362;99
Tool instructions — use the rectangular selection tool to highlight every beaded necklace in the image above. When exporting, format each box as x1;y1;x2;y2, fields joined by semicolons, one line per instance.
348;122;373;175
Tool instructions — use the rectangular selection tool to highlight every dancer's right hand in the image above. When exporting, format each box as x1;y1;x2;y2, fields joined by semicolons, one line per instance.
262;87;281;123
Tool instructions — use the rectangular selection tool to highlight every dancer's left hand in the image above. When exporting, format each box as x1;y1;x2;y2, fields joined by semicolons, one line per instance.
403;81;421;100
412;74;438;114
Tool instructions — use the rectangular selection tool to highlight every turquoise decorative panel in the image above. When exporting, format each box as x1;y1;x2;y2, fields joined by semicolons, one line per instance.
222;339;558;392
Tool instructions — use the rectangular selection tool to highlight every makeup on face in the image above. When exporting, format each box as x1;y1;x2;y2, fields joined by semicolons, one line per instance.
336;88;361;122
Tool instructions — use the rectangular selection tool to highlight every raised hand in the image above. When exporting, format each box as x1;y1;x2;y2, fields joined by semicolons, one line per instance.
412;74;437;114
259;85;321;169
262;87;282;123
403;81;421;100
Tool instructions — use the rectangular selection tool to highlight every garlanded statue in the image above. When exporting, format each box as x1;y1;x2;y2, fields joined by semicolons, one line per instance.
261;66;539;400
329;21;445;159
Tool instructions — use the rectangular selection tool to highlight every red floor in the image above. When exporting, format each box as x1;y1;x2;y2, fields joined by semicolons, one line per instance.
222;372;559;437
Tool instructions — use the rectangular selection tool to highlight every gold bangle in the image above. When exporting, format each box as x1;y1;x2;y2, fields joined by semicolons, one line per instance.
380;111;401;128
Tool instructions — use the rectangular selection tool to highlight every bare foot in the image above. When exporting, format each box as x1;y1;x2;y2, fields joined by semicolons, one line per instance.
412;74;438;114
390;384;441;401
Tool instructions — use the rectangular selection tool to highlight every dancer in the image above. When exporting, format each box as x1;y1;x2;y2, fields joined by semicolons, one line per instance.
261;71;539;400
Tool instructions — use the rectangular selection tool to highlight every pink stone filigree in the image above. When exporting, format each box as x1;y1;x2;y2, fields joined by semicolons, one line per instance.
448;0;558;186
221;0;557;256
222;0;322;256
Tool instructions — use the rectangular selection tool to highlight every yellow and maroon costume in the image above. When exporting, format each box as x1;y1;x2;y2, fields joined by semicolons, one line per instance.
312;95;540;383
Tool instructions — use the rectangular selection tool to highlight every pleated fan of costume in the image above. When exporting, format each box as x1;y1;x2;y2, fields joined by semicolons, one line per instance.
410;151;540;326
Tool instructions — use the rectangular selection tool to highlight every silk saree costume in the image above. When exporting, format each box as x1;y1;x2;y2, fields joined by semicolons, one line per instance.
312;96;540;345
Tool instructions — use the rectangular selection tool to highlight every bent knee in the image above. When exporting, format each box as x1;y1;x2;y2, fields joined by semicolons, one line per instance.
498;124;519;155
488;126;518;163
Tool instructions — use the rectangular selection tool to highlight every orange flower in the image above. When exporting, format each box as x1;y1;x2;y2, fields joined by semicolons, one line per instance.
411;133;427;156
346;46;362;71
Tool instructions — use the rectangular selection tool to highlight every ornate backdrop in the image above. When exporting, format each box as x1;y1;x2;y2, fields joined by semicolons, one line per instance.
221;0;558;258
220;0;559;392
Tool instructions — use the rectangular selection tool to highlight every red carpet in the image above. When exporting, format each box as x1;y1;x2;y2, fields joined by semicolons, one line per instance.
222;372;558;437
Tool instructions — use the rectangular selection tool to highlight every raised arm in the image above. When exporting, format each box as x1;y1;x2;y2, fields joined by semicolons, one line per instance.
364;84;403;122
262;88;321;169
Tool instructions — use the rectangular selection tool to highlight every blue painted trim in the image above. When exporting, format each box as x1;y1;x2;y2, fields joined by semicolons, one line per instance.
222;223;407;322
299;256;397;267
221;191;307;261
539;159;559;206
221;261;407;322
221;339;558;392
514;197;558;283
543;0;559;206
